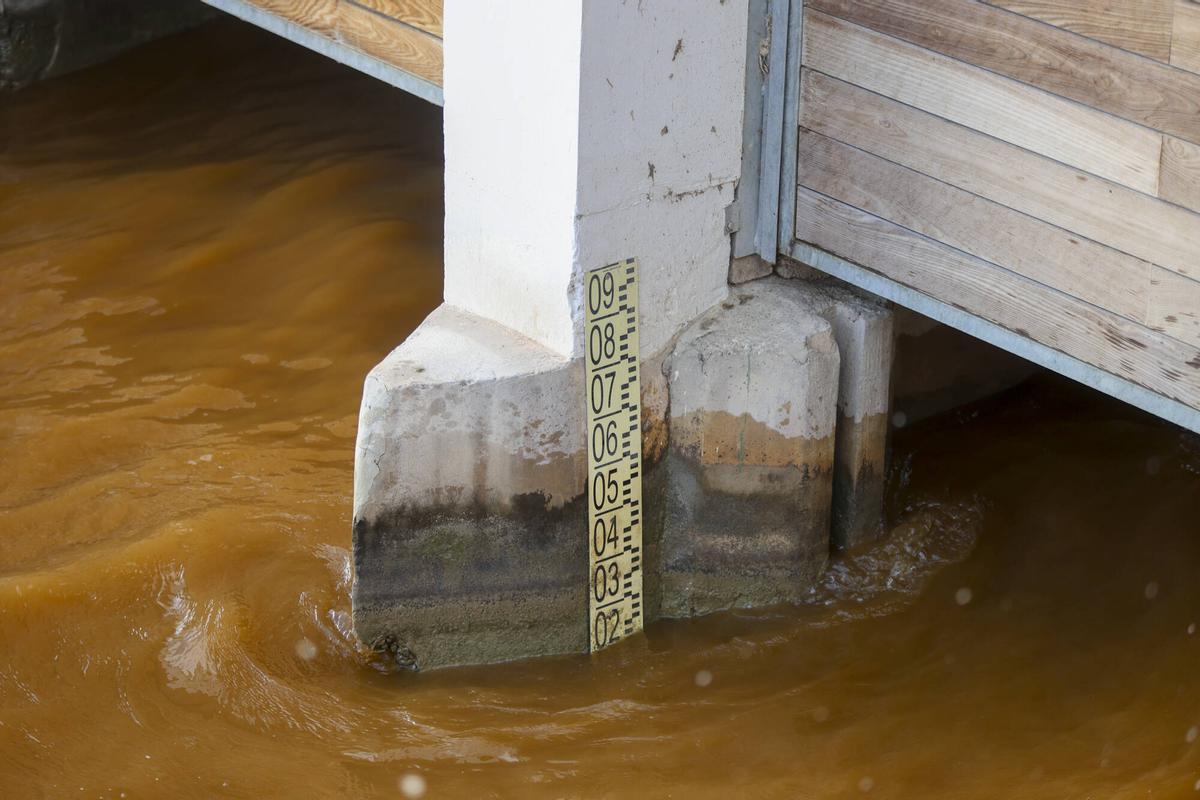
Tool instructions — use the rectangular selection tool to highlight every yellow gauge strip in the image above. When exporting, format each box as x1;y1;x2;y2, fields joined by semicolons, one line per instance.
584;258;643;651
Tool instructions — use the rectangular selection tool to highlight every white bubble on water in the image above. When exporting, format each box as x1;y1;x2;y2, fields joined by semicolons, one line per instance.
1187;726;1198;744
694;670;713;688
858;776;875;793
399;773;426;798
892;411;907;429
955;587;973;606
1188;623;1196;636
1194;777;1200;791
1145;581;1160;600
295;638;318;661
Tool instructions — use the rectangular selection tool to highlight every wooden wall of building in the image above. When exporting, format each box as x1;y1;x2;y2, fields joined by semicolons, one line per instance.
793;0;1200;416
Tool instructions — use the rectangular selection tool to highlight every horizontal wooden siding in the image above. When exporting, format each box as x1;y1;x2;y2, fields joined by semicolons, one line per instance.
794;0;1200;418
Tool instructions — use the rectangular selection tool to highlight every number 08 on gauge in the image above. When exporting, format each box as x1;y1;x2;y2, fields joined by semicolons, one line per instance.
584;258;643;652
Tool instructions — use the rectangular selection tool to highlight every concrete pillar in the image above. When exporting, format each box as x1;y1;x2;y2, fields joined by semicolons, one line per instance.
823;287;894;551
352;307;587;669
661;281;840;615
767;266;896;550
440;1;584;357
657;276;895;614
353;0;751;670
442;0;747;359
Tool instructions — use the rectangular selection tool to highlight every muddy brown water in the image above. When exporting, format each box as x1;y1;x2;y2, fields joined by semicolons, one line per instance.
3;20;1200;800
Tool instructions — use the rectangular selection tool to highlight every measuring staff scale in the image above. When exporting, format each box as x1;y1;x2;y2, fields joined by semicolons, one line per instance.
584;258;644;652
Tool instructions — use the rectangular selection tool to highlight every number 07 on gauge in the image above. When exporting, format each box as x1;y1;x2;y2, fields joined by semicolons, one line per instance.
584;258;644;653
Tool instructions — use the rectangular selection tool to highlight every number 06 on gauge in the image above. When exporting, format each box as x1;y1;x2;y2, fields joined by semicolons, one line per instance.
584;258;643;652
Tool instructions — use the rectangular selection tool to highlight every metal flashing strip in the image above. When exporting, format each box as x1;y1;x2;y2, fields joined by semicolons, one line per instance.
733;0;800;265
732;0;770;260
753;0;791;263
777;0;804;254
790;241;1200;435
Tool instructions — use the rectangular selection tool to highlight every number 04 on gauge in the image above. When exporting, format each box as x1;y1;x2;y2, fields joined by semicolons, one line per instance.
584;258;644;653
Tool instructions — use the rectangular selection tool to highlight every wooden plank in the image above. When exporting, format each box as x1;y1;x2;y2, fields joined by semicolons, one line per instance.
236;0;441;85
799;71;1200;281
336;0;441;85
253;0;338;35
1173;0;1200;75
986;0;1173;62
1149;269;1200;347
810;0;1200;147
794;187;1200;408
349;0;443;38
796;129;1149;322
1161;135;1200;213
802;10;1162;194
801;128;1200;350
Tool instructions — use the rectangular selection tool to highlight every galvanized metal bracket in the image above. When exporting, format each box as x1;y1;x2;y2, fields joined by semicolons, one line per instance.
731;0;804;265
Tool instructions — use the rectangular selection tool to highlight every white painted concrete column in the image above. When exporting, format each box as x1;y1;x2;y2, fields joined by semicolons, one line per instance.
442;0;583;357
443;0;748;358
355;0;756;669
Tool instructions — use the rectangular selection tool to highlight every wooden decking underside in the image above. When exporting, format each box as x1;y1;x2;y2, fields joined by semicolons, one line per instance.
203;0;442;103
793;0;1200;428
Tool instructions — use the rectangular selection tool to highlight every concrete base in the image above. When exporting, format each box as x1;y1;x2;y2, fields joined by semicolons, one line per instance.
659;277;893;619
352;281;897;668
352;305;590;670
660;281;839;615
822;288;894;551
771;264;901;549
1;0;214;91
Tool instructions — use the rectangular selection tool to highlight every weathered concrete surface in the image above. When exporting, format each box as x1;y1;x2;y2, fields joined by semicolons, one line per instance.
1;0;213;91
352;305;685;669
750;265;897;549
637;348;672;627
729;253;772;285
352;304;591;670
444;0;747;359
820;288;894;551
770;264;897;549
352;282;898;667
661;281;840;616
